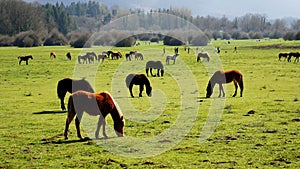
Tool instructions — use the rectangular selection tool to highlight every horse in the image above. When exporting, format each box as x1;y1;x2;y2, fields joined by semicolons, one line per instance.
289;52;300;63
125;53;132;61
134;52;144;60
107;51;122;60
57;78;94;111
206;70;244;98
78;55;88;64
86;52;97;64
278;52;289;61
66;52;72;60
145;61;164;77
166;53;179;64
125;74;152;98
197;52;210;62
50;52;56;58
18;55;33;65
97;54;106;63
64;91;125;140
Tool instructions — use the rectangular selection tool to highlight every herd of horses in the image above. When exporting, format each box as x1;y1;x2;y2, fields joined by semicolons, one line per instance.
278;52;300;62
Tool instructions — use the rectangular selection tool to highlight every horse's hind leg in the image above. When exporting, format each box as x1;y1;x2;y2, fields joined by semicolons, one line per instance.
64;110;76;140
75;116;83;139
232;81;238;97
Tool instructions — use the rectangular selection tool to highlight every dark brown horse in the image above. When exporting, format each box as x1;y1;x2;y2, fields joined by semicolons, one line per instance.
64;91;125;139
206;70;244;98
57;78;94;111
197;52;210;62
18;55;33;65
66;52;72;60
146;61;164;77
125;74;152;98
278;52;289;61
107;51;122;60
289;52;300;62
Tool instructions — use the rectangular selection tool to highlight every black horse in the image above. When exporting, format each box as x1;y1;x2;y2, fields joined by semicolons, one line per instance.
18;55;33;65
57;78;94;111
145;61;164;77
125;74;152;98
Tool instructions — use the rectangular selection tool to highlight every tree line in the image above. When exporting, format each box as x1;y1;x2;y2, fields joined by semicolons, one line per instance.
1;0;300;47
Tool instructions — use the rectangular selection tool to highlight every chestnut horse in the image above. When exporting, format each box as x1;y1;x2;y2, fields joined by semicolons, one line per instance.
107;51;122;60
18;55;33;65
125;74;152;98
206;70;244;98
57;78;94;111
64;91;125;139
50;52;56;58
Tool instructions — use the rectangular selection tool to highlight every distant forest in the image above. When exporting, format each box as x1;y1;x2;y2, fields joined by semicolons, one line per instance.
1;0;300;47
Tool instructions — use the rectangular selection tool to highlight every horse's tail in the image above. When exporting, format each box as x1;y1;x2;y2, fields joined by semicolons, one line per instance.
125;74;135;88
57;79;65;99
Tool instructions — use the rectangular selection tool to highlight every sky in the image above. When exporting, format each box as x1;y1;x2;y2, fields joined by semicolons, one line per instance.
26;0;300;19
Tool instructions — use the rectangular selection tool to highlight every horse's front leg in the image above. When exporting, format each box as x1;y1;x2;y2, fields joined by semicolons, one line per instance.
102;117;108;138
95;116;103;139
139;85;144;97
218;84;225;97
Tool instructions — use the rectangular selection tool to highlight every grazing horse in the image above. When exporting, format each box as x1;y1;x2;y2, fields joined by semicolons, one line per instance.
50;52;56;58
206;70;244;98
278;52;289;61
66;52;72;60
108;51;122;60
64;91;125;139
57;78;94;111
289;52;300;63
86;52;97;64
166;53;179;64
197;52;210;62
18;55;33;65
78;55;88;64
134;52;144;60
125;74;152;98
97;54;106;63
145;61;164;77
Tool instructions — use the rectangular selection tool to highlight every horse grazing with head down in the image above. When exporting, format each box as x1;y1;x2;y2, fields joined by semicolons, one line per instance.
18;55;33;65
66;52;72;60
278;52;289;61
197;52;210;62
289;52;300;63
206;70;244;98
50;52;56;58
146;61;164;77
64;91;125;139
57;78;94;111
125;74;152;98
166;53;179;64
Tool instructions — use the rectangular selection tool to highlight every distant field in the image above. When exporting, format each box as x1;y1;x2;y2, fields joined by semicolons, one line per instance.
0;39;299;168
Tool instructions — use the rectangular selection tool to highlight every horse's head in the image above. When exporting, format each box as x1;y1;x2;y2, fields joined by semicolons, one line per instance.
29;55;33;59
146;86;152;97
114;116;125;137
206;81;213;98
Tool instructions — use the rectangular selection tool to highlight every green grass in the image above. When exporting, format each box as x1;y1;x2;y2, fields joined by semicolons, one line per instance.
0;39;300;168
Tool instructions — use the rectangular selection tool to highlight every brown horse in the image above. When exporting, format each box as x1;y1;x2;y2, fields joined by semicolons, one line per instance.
289;52;300;62
107;51;122;60
206;70;244;98
66;52;72;60
197;52;210;62
64;91;125;139
57;78;94;111
278;52;289;61
50;52;56;58
18;55;33;65
125;74;152;98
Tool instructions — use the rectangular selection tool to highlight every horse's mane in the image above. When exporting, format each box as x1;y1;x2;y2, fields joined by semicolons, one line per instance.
99;91;124;123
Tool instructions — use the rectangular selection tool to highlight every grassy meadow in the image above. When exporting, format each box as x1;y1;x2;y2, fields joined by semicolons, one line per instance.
0;39;300;168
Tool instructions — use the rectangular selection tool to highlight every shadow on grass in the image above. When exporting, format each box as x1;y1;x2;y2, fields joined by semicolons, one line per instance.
42;135;93;145
33;110;66;115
